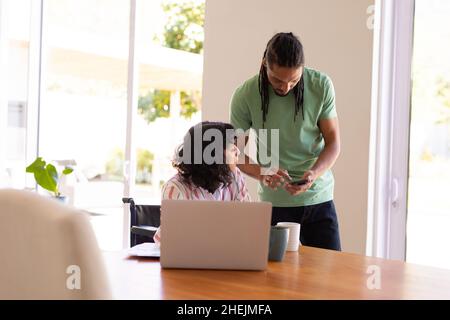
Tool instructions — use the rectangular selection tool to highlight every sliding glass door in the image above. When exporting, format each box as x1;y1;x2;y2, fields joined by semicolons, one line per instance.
133;0;203;204
374;0;450;269
39;0;129;210
38;0;130;249
1;0;205;250
405;0;450;269
0;0;33;190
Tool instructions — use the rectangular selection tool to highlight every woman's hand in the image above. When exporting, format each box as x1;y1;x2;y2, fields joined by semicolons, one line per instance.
153;227;161;245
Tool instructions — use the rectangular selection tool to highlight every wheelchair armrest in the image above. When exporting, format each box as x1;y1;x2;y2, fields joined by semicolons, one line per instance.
122;197;135;204
130;225;158;238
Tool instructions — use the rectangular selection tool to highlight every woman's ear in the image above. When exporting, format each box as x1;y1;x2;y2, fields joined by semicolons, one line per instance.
262;58;267;68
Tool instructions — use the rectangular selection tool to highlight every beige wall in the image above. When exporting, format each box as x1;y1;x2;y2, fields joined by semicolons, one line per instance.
202;0;374;254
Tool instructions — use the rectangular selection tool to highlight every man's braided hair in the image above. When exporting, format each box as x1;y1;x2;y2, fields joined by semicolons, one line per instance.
258;32;305;127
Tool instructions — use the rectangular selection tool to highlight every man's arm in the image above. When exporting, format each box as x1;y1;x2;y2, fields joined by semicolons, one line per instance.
285;117;340;195
237;154;263;181
310;117;341;178
237;136;291;189
236;135;263;180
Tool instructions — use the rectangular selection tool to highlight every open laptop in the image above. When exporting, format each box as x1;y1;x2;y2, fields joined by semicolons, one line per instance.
153;200;272;270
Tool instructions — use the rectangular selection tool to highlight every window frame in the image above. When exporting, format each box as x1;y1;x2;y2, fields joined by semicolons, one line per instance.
367;0;415;260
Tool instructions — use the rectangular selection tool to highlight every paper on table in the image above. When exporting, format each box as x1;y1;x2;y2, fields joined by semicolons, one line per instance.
128;242;160;257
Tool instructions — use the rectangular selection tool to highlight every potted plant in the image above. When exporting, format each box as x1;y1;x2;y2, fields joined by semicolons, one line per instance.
26;157;74;202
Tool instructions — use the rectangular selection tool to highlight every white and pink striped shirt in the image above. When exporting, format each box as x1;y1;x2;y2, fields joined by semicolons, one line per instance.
161;167;251;202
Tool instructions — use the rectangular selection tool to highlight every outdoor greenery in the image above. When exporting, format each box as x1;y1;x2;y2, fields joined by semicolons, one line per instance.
138;90;171;123
138;0;204;123
105;148;124;180
137;149;154;177
159;0;205;54
436;78;450;125
105;148;154;183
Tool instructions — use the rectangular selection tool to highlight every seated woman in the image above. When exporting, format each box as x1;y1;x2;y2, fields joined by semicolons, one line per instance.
154;121;251;243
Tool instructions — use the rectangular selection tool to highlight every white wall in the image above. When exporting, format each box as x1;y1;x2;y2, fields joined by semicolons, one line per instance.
202;0;374;254
0;0;10;183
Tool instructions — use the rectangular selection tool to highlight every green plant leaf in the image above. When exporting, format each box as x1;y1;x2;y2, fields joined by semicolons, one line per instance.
25;157;61;196
46;164;58;181
33;169;58;194
63;167;73;175
26;157;46;173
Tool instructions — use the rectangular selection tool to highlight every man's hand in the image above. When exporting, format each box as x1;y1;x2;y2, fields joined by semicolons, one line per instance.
284;170;316;195
261;168;292;190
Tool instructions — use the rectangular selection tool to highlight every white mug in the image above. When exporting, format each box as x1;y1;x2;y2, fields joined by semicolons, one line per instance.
276;222;300;251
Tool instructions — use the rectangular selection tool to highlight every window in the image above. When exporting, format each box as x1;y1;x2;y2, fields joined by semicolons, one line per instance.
406;0;450;269
0;0;32;189
39;0;129;211
133;0;204;204
369;0;450;270
0;0;205;250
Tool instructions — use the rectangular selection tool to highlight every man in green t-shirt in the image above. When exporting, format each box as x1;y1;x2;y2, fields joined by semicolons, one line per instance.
230;32;341;250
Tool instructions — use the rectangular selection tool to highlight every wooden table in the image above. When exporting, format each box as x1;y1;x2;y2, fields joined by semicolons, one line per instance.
103;246;450;299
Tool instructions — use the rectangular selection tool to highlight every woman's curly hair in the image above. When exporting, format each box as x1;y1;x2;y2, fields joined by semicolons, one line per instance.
172;121;236;194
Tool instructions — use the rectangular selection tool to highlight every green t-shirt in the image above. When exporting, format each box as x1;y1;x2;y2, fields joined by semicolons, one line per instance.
230;67;337;207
